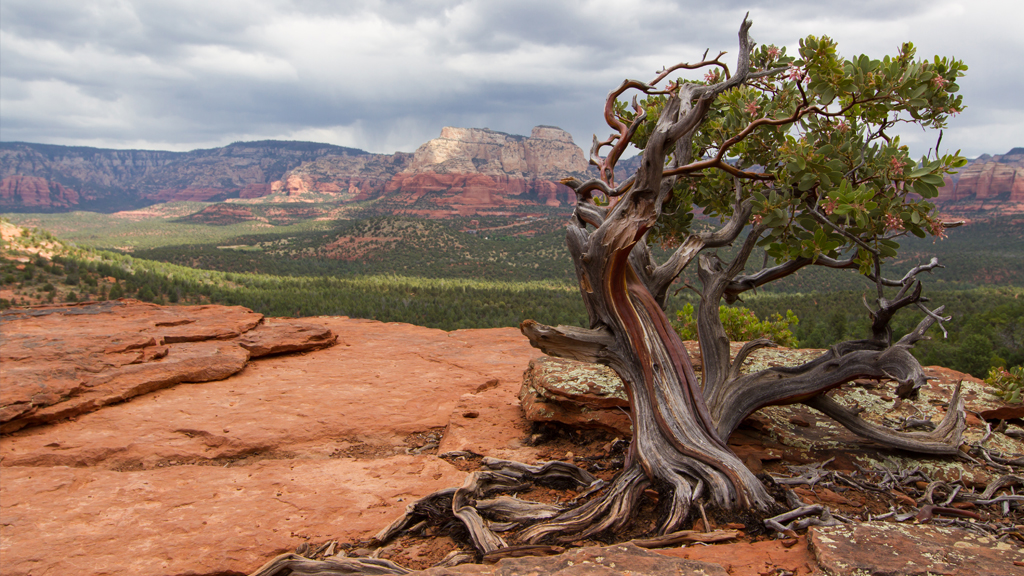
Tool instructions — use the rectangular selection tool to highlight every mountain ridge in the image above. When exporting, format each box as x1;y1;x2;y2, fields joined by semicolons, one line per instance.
0;127;590;214
2;133;1022;215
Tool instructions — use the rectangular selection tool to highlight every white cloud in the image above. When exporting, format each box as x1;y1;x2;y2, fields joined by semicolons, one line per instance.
0;0;1020;158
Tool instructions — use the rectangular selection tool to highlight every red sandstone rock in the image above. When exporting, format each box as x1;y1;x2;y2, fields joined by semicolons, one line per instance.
0;300;334;433
413;543;730;575
239;182;273;198
0;175;80;208
809;522;1024;576
0;315;539;576
0;318;538;472
979;405;1024;420
519;357;632;436
2;307;1019;576
438;376;541;462
236;318;338;357
656;536;817;576
937;148;1024;208
0;456;463;576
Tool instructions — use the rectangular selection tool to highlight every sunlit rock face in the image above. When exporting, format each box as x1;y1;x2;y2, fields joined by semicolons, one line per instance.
0;175;80;209
939;148;1024;208
379;126;587;213
231;126;589;214
408;126;587;177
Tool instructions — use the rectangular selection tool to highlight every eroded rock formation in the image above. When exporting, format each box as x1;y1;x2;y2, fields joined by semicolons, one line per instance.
0;175;80;209
381;126;587;212
0;141;365;211
274;126;589;213
938;148;1024;209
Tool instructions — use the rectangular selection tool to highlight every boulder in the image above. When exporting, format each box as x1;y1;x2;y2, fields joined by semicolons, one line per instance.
519;356;632;436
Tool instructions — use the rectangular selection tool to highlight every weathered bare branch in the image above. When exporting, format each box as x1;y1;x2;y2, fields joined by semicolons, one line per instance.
804;380;965;455
709;344;931;439
520;320;617;364
724;255;857;303
897;305;947;347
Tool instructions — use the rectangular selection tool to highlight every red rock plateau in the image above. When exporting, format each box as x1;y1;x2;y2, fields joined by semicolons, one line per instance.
1;302;1022;575
0;140;367;212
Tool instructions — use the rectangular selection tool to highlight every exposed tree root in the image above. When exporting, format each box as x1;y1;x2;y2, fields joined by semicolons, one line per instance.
248;553;410;576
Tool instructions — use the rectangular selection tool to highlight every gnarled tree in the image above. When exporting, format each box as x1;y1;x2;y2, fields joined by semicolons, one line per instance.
517;15;968;542
249;16;972;575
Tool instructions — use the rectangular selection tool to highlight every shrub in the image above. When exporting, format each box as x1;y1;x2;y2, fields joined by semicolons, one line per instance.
673;303;799;347
986;365;1024;404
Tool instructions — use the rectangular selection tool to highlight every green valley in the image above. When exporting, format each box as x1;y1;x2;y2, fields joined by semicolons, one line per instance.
3;204;1022;379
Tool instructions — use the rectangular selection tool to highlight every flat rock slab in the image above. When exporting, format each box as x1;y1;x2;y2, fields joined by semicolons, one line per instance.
809;522;1024;576
0;456;463;576
1;318;540;471
0;300;336;432
414;543;729;575
1;313;542;576
655;536;818;576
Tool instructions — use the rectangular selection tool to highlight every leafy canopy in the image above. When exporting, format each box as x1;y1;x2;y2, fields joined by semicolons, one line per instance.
614;36;967;277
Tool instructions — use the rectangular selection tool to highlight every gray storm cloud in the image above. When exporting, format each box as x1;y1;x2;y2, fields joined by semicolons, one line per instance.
1;0;1020;158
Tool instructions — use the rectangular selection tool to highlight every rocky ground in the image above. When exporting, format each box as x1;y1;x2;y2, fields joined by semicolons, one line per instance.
1;301;1022;576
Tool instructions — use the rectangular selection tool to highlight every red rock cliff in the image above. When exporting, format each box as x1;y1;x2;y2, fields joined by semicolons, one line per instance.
938;148;1024;209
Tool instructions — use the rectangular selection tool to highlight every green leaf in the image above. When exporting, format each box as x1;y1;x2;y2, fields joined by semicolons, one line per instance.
798;173;817;191
913;180;939;198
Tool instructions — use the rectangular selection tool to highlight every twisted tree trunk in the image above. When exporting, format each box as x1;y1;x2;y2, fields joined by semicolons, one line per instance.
521;215;773;541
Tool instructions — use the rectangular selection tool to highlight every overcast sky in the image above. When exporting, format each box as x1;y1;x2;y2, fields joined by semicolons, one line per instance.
1;0;1020;159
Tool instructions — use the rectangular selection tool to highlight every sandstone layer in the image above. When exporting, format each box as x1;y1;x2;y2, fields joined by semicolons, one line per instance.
0;309;543;575
276;126;589;214
0;300;336;433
